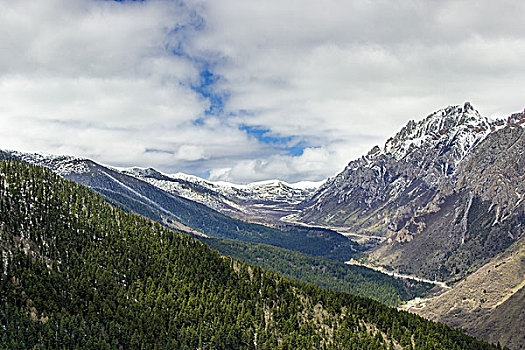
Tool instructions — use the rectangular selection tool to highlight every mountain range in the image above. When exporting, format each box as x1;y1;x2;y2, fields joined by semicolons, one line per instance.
1;102;524;348
0;150;356;262
120;167;323;224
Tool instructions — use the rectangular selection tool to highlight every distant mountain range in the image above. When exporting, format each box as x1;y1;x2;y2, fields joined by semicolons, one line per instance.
120;167;323;224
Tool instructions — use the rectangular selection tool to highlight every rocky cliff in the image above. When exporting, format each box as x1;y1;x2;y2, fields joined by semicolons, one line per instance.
296;104;525;282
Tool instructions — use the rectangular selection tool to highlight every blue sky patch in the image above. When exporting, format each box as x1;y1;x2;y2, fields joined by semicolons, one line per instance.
240;125;291;145
144;148;174;154
192;66;227;116
239;125;308;156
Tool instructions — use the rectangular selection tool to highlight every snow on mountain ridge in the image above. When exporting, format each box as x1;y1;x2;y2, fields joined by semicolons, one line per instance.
118;168;324;191
167;172;324;191
125;169;321;204
380;102;492;161
118;167;323;222
4;150;91;176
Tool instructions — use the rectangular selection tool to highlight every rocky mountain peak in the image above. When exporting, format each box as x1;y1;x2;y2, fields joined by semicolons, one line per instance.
380;102;491;161
121;167;165;179
508;108;525;126
296;103;500;231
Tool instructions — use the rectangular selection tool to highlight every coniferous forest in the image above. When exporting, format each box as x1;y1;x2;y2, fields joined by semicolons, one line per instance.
204;238;433;307
0;161;502;349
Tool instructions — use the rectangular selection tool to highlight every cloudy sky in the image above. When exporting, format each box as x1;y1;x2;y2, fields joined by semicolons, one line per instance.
1;0;524;183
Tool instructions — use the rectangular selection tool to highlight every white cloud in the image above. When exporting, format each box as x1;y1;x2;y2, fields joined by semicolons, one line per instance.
184;0;525;181
1;0;525;183
0;0;266;179
208;140;374;183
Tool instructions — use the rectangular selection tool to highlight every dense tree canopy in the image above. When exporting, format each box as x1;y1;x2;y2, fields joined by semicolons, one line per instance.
205;238;432;307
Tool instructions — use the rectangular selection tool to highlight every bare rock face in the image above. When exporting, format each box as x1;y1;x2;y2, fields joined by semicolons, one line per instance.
456;120;525;225
297;103;492;234
297;104;525;282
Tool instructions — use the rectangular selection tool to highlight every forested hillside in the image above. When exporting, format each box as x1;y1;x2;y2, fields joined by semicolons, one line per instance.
206;238;432;307
0;161;500;349
0;150;356;262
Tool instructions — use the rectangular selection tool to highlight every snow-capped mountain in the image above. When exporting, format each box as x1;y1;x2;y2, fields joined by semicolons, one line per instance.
382;102;492;162
121;167;323;223
0;149;323;225
293;103;501;230
371;113;525;349
294;102;525;281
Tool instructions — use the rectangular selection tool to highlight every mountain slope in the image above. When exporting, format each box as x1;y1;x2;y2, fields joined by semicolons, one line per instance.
0;150;355;261
121;167;322;224
410;235;525;349
294;103;492;233
367;120;525;282
0;160;497;349
205;238;433;307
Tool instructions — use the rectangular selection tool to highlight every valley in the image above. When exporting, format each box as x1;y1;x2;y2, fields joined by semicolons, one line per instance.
344;260;450;290
120;167;323;225
1;103;524;348
279;217;387;244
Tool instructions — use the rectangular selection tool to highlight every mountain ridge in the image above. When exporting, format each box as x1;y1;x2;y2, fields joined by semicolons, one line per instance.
293;103;504;230
0;149;356;261
120;166;323;224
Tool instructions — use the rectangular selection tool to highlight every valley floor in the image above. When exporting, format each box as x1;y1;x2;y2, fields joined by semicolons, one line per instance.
344;260;451;290
280;217;386;242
